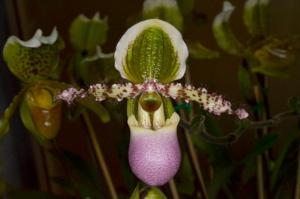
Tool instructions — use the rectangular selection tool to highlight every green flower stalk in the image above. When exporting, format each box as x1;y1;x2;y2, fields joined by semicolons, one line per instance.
57;19;248;186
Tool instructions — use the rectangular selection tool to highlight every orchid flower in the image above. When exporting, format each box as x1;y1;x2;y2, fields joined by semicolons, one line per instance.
57;19;248;186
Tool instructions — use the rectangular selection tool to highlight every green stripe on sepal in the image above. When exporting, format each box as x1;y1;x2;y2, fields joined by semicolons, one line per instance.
126;27;179;82
213;1;244;56
115;19;188;83
243;0;269;36
3;28;64;83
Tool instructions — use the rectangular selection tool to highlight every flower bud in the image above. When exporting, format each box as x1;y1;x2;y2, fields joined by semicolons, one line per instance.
21;83;62;142
141;187;167;199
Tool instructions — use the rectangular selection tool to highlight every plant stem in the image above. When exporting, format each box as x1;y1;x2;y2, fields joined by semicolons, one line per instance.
179;65;209;199
253;86;267;199
242;59;270;199
295;145;300;199
168;179;180;199
82;111;118;199
67;58;118;199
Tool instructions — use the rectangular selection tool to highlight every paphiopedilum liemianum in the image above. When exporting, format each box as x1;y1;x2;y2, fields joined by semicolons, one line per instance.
57;19;248;186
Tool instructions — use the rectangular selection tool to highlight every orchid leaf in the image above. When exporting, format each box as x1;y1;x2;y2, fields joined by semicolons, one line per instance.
0;89;26;138
208;165;235;199
271;132;297;190
213;1;244;56
175;152;195;195
78;96;110;123
58;150;105;199
241;133;278;163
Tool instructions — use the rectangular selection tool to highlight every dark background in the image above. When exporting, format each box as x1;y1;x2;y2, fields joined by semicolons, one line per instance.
0;0;299;196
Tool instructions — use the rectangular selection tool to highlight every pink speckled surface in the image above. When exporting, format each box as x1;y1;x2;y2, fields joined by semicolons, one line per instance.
128;119;181;186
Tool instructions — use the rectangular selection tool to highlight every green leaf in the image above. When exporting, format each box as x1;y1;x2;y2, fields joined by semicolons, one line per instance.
190;112;231;166
69;13;108;52
241;159;256;184
238;65;254;100
212;1;244;56
78;96;110;123
175;152;195;195
8;191;62;199
129;185;140;199
58;150;105;199
241;133;278;163
243;0;269;35
188;42;219;59
208;165;235;199
0;89;26;138
270;132;297;189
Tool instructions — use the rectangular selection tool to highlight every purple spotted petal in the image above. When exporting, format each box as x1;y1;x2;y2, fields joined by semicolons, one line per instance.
128;113;181;186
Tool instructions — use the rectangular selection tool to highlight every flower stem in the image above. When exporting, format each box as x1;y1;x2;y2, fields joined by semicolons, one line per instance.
81;111;118;199
180;65;209;199
168;179;180;199
242;59;270;199
67;57;118;199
